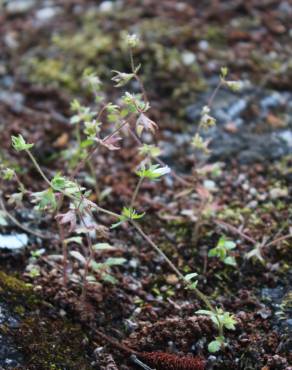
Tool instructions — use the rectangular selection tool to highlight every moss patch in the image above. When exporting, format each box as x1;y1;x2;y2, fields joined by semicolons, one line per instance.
0;271;93;370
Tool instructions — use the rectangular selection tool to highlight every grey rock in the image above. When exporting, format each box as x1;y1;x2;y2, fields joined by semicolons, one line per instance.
5;0;35;14
0;234;28;250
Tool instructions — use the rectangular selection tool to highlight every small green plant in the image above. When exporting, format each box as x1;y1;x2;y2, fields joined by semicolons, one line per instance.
2;34;244;353
196;307;237;352
111;207;145;229
208;236;237;266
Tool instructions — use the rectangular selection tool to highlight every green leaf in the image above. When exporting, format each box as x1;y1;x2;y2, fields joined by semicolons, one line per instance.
208;339;223;353
104;257;126;266
224;241;236;250
11;135;34;151
196;309;213;316
102;274;118;284
51;174;82;194
90;261;103;271
184;272;198;281
136;164;170;181
220;66;228;78
208;247;218;257
2;168;15;181
111;71;135;87
222;313;237;330
69;251;86;265
188;281;198;290
93;243;115;251
224;256;237;266
111;207;145;228
64;236;83;245
32;188;56;211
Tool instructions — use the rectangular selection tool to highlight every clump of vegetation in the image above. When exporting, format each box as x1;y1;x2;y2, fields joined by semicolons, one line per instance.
208;236;237;267
2;32;246;353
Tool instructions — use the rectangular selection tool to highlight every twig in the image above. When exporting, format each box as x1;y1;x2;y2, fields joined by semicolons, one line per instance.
265;234;292;248
215;219;256;244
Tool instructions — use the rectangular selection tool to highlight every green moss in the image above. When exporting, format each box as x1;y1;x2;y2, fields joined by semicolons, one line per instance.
205;25;226;45
14;305;26;316
0;271;31;294
0;271;93;369
22;10;206;110
17;317;90;370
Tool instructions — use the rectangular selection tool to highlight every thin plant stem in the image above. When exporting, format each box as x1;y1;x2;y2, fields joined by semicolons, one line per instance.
130;176;143;209
86;158;100;199
56;220;67;286
78;209;94;302
208;79;223;108
131;220;215;312
129;49;135;74
215;220;256;244
129;48;148;103
0;193;52;240
25;150;51;187
265;233;292;248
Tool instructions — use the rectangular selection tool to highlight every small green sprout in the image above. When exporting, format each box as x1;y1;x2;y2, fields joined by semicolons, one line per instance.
83;120;101;139
112;71;135;87
220;66;228;78
122;92;149;113
11;135;34;151
136;164;170;181
2;168;15;181
70;106;96;125
208;236;237;266
31;248;45;259
27;266;41;278
51;174;82;194
220;67;242;91
111;207;145;228
70;99;81;112
191;133;210;154
225;80;243;92
31;188;56;211
82;69;102;91
90;257;126;284
196;307;237;352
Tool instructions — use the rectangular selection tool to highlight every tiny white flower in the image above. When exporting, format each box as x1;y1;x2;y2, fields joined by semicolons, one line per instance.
200;113;216;129
126;33;140;48
201;105;210;115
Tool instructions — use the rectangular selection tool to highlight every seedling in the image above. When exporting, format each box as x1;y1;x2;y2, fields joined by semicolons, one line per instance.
196;307;237;352
208;236;237;266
